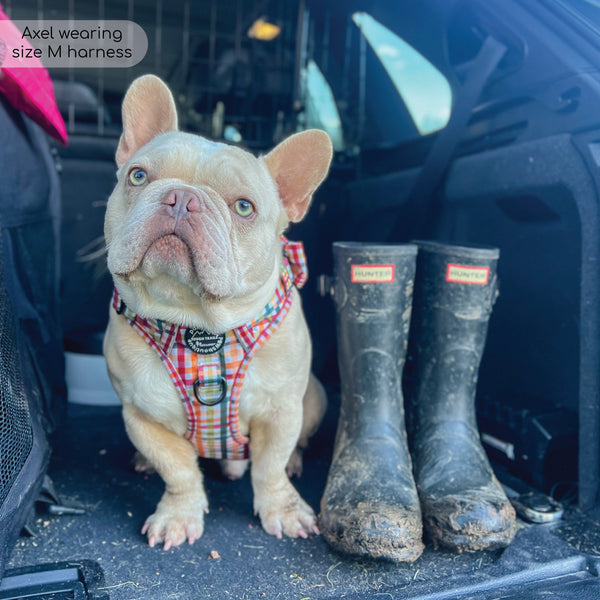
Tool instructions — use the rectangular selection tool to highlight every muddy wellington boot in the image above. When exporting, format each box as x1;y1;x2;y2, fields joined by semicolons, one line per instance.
319;242;424;562
406;241;516;552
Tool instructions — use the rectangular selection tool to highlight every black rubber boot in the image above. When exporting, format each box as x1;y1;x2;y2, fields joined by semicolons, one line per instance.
406;241;516;552
319;242;424;563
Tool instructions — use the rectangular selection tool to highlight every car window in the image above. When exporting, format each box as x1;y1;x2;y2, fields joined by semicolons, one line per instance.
352;11;452;136
302;59;345;151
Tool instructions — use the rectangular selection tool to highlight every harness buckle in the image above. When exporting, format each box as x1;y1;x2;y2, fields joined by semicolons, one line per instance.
193;376;227;406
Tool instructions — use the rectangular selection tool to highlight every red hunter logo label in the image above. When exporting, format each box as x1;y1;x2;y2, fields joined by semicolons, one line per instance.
446;264;490;285
351;264;395;283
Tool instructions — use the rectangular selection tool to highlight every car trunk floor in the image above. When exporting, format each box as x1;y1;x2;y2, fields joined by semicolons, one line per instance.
7;402;600;600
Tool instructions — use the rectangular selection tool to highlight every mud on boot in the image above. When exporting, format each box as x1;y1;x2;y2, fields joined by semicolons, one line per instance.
319;243;424;563
406;241;516;552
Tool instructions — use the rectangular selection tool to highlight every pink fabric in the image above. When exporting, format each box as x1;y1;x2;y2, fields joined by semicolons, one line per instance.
0;6;67;144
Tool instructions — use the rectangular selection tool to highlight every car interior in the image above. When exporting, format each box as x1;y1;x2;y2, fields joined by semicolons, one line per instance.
2;0;600;598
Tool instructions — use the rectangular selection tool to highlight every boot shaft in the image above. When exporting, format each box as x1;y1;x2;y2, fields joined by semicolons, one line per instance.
332;242;417;439
407;241;499;429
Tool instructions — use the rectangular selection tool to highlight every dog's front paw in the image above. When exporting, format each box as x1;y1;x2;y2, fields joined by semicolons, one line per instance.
142;491;209;550
256;487;319;540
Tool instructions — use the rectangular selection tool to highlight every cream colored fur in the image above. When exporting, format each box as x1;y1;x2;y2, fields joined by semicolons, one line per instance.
103;75;331;549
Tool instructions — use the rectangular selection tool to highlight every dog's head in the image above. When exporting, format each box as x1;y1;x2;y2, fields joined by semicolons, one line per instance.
105;75;332;330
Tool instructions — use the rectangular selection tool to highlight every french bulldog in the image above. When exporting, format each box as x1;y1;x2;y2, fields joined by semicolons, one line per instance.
103;75;332;549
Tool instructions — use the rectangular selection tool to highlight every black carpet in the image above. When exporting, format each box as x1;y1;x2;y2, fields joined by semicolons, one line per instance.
7;403;600;599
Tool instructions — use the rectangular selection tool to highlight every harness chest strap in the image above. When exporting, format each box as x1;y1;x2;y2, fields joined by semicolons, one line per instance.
112;237;308;460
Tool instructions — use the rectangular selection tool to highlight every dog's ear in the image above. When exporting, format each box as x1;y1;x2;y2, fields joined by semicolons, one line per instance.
264;130;333;223
116;75;178;167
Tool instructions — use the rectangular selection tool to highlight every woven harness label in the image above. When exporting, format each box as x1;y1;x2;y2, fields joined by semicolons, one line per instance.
113;237;307;460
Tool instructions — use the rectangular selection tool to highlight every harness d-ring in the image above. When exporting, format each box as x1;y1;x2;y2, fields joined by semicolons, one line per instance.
193;376;228;406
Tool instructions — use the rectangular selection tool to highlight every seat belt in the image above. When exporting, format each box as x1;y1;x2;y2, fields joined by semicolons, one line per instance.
388;35;508;240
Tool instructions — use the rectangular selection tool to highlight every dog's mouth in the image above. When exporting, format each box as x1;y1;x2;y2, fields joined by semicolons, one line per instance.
140;233;194;276
109;196;238;299
146;233;190;261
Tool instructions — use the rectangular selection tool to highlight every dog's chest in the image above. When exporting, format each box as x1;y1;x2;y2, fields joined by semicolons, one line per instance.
111;261;297;460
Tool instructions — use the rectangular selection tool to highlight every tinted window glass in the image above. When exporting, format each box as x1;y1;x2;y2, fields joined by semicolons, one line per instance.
353;12;452;136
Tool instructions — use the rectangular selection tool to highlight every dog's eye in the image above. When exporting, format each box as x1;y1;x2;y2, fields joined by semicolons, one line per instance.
234;199;255;218
128;168;148;186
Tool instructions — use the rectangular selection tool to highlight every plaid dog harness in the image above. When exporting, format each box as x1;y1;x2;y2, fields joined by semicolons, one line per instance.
112;237;308;460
